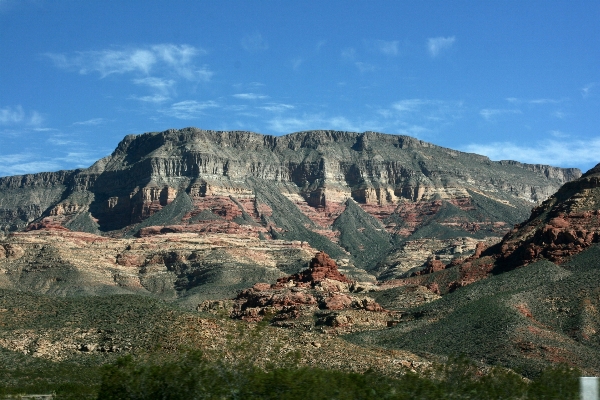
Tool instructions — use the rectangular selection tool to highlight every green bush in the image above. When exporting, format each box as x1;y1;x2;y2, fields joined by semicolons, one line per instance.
96;352;580;400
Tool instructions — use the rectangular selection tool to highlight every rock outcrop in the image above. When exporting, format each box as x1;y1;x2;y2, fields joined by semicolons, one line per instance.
227;252;385;324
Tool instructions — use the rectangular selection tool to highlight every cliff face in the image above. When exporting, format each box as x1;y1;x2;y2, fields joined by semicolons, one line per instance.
493;163;600;267
0;128;581;276
399;163;600;294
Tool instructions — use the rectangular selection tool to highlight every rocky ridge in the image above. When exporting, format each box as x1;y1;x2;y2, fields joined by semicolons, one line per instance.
495;163;600;267
0;128;581;282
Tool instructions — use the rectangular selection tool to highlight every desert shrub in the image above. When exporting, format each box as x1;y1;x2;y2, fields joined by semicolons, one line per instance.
527;363;580;400
96;351;580;399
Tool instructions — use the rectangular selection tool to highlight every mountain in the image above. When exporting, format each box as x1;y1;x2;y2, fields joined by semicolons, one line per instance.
0;128;580;283
0;128;595;386
347;163;600;376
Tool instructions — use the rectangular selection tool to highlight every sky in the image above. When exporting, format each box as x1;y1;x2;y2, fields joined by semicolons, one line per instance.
0;1;599;177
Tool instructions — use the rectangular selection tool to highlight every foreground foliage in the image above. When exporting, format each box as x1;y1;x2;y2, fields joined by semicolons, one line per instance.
96;352;579;400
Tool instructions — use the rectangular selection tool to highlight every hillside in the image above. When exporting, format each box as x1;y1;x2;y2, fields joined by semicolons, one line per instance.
0;128;580;289
346;163;600;376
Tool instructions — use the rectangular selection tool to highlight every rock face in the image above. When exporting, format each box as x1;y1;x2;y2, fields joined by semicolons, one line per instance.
228;252;385;324
496;163;600;267
0;128;581;280
398;163;600;294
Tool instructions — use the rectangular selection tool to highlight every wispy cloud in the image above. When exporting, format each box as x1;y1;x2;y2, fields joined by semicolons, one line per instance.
373;99;465;139
0;105;43;127
47;136;78;146
0;153;58;177
0;149;101;177
241;32;268;52
427;36;455;57
550;130;569;138
73;118;104;126
479;108;522;120
0;160;62;177
259;103;295;113
552;110;566;119
131;94;171;103
462;138;600;169
162;100;218;119
232;93;268;100
391;99;430;113
506;97;566;105
267;114;381;134
0;106;25;124
374;40;399;56
46;44;211;81
131;76;176;103
582;83;596;98
133;77;175;93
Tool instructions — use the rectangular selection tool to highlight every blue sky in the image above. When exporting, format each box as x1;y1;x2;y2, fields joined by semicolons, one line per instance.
0;1;599;177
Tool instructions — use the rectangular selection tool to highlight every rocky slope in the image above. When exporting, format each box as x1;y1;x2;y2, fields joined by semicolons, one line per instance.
342;163;600;376
0;128;580;280
0;228;375;308
495;163;600;268
400;162;600;294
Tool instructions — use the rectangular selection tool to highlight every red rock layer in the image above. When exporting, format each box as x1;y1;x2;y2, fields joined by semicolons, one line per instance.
275;251;352;287
230;251;384;322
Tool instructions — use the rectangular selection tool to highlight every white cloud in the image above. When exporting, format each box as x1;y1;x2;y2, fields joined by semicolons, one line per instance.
162;100;218;119
375;99;464;138
375;40;399;56
260;103;295;113
57;152;98;166
427;36;455;57
73;118;104;126
396;124;430;137
0;105;43;127
241;32;268;52
150;44;208;80
461;138;600;168
133;77;175;92
0;153;61;177
47;49;155;76
0;105;25;124
550;130;569;138
0;161;62;177
552;110;566;119
582;83;596;98
48;137;77;146
479;108;522;120
46;44;211;81
131;94;171;103
267;114;381;134
506;97;565;105
392;99;429;113
232;93;268;100
0;149;101;177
